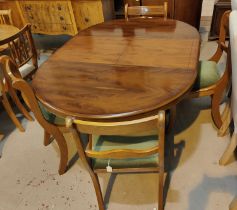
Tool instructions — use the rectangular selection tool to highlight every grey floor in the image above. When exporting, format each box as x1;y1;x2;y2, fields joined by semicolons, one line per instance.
0;29;236;210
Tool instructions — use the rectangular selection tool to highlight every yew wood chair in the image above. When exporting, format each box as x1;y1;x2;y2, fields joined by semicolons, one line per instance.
0;71;25;132
0;10;13;25
0;55;68;175
65;110;166;210
189;10;231;129
124;2;168;20
219;10;237;166
0;57;33;131
0;24;38;80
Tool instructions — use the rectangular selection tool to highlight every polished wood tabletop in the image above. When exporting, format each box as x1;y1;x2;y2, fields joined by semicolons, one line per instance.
0;24;19;51
32;18;200;121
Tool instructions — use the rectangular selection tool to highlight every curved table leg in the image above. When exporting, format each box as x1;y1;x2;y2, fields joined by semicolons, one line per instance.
219;133;237;165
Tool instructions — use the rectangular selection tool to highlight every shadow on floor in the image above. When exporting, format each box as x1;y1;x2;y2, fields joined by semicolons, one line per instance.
188;174;237;210
0;99;31;157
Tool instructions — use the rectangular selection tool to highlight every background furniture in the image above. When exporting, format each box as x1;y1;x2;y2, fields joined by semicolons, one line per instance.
0;24;19;51
0;55;69;175
124;2;168;19
0;0;203;35
0;0;115;35
0;24;38;79
0;9;12;25
209;0;231;40
31;18;200;122
190;10;231;129
0;56;33;132
122;0;203;29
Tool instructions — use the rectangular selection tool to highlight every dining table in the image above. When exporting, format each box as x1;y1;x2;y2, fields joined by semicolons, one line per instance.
32;18;200;122
0;24;19;51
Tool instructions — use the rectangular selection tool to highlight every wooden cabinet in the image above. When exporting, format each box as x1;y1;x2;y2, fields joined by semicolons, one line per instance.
18;1;78;35
71;0;104;30
174;0;203;29
209;0;231;40
0;0;113;35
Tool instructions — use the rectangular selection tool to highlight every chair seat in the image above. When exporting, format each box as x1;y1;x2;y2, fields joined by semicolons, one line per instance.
92;135;159;169
19;63;35;78
38;102;65;126
193;60;221;91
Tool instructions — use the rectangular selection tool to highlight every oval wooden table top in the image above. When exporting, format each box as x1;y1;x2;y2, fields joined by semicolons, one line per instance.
0;24;19;51
32;18;200;121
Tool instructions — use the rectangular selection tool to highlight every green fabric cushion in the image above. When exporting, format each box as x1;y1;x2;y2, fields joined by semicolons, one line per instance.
38;102;65;126
193;61;221;90
92;135;159;169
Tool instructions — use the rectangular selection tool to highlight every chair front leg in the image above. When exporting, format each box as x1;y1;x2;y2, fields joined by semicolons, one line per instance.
70;128;104;210
219;133;237;165
218;100;231;137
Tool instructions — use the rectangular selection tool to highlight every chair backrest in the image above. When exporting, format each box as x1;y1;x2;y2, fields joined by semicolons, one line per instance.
210;10;230;63
66;110;165;160
232;0;237;10
230;11;237;130
0;55;55;132
124;2;168;20
0;9;13;25
0;24;38;70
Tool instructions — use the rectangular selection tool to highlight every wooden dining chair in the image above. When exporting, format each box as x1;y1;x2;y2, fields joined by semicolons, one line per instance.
0;24;38;80
125;2;168;20
0;10;13;25
219;10;237;166
0;55;69;175
0;56;33;132
189;10;231;129
65;109;166;210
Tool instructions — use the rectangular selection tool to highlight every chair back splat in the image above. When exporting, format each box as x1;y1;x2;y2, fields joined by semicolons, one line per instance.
0;24;38;79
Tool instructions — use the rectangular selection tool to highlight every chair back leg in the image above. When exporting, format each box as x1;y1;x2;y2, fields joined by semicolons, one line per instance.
7;87;33;121
1;92;24;132
51;128;69;175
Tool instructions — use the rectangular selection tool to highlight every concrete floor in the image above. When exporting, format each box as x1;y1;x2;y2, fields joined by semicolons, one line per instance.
0;39;236;210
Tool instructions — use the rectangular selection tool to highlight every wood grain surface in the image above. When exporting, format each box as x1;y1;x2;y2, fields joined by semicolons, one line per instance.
32;18;200;120
0;24;19;51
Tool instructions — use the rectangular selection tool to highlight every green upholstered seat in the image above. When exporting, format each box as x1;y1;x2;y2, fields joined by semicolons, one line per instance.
92;135;159;169
38;102;65;126
193;60;221;90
